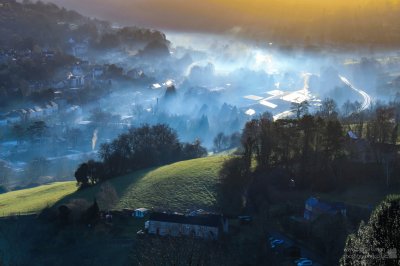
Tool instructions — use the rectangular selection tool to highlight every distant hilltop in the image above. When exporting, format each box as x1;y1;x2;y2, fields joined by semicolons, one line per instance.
0;0;169;53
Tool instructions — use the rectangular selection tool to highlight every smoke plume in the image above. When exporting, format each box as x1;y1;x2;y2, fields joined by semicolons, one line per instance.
92;129;98;151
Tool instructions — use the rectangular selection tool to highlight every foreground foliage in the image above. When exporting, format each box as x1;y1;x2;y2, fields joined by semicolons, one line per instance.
341;195;400;266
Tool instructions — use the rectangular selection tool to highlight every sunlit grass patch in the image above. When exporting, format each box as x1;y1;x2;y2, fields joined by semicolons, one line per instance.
1;155;228;216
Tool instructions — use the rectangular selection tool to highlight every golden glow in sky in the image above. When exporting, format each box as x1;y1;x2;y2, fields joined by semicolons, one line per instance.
49;0;400;45
50;0;398;29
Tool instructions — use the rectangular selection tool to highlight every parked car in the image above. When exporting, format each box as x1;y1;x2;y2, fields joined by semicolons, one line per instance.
297;259;313;266
137;230;145;238
294;258;309;264
270;239;284;248
238;215;252;225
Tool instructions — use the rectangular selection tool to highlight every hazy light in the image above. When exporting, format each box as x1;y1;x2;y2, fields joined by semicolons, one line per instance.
253;51;279;74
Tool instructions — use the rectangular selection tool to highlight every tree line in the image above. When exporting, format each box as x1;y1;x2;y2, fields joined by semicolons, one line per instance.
218;98;400;214
75;124;207;188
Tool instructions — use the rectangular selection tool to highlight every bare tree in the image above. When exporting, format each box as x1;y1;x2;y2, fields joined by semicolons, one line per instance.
213;132;229;152
318;98;338;120
291;100;310;119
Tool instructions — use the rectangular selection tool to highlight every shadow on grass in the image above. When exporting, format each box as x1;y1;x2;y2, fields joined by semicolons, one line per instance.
53;168;156;209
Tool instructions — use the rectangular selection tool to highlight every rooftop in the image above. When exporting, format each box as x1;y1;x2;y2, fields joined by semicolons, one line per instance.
135;208;149;212
306;197;346;212
149;212;222;227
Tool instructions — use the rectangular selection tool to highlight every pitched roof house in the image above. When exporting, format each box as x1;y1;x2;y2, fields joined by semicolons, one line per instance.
345;131;374;163
134;208;149;218
304;197;346;221
146;212;228;240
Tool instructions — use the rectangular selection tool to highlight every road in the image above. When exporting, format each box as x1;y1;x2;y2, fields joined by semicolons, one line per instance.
247;74;372;120
339;75;371;112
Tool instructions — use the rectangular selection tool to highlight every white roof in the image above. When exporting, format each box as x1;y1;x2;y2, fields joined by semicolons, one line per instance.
245;109;256;116
244;95;264;101
151;83;162;89
281;91;309;104
273;110;293;121
259;100;277;109
267;90;285;96
121;115;133;120
135;208;149;212
78;120;91;125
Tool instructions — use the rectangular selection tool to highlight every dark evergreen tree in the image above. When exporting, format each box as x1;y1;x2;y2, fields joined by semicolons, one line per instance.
341;195;400;266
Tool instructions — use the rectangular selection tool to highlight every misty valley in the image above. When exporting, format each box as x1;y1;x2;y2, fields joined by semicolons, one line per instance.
1;1;400;266
3;30;399;191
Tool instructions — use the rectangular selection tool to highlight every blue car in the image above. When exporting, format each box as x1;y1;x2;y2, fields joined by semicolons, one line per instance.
270;239;284;248
297;259;313;266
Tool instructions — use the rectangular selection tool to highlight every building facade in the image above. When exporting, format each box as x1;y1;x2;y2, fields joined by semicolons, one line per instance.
147;212;227;240
304;197;346;221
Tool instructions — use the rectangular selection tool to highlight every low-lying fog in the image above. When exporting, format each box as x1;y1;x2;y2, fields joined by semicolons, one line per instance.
2;31;400;190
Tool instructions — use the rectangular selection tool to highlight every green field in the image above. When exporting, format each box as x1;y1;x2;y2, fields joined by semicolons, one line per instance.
0;182;78;216
0;156;227;216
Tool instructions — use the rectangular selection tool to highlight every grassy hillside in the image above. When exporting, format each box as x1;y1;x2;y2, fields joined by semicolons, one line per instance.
0;156;227;216
61;155;227;211
0;182;77;216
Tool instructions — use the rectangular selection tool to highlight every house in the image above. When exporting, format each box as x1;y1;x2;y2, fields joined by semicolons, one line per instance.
73;43;88;57
134;208;149;218
48;101;58;114
347;130;358;140
43;104;51;116
127;68;144;79
304;197;346;221
68;75;85;88
40;102;58;116
65;105;82;116
345;131;374;163
53;80;68;89
34;106;44;117
72;65;84;76
43;50;55;59
27;108;38;119
146;212;228;240
92;67;104;79
17;109;29;121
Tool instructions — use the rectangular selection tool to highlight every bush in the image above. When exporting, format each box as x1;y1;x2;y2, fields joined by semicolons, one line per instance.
0;185;8;194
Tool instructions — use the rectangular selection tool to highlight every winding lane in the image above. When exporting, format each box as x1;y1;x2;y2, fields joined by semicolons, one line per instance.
339;75;371;111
